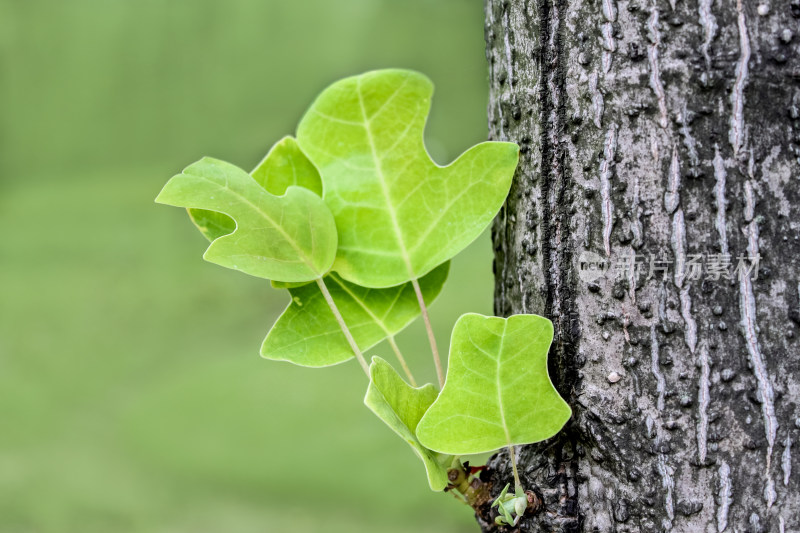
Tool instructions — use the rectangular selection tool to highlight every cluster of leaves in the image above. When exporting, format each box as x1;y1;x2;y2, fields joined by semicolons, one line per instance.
156;69;571;497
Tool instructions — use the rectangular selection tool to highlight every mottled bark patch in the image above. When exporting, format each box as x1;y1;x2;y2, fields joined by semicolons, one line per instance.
485;0;800;531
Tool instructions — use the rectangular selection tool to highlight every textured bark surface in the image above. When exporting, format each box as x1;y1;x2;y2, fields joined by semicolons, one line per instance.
484;0;800;531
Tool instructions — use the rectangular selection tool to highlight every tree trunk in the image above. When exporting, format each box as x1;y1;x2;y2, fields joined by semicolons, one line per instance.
482;0;800;531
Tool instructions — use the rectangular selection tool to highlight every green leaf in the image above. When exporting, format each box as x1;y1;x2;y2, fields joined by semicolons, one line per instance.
186;136;323;287
185;207;309;290
187;208;308;290
262;262;449;367
364;357;451;491
416;313;571;455
188;208;236;242
156;157;336;282
251;136;323;196
296;69;519;288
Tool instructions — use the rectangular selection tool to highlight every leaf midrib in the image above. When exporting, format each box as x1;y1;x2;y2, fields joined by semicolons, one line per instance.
495;320;513;447
356;76;416;279
330;275;396;337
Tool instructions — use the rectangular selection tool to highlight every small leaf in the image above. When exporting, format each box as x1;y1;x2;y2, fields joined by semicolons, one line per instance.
262;263;449;367
251;136;323;196
186;136;323;285
416;313;571;455
188;209;236;241
364;357;451;491
156;157;336;282
297;69;519;288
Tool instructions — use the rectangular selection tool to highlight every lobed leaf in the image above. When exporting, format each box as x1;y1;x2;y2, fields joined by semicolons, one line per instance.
187;137;323;291
416;313;571;456
156;157;336;282
262;263;449;367
364;357;451;491
296;69;519;288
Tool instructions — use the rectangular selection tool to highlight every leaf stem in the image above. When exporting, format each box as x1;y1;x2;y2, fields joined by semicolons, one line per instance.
386;335;416;386
411;277;444;388
315;277;370;376
508;445;521;489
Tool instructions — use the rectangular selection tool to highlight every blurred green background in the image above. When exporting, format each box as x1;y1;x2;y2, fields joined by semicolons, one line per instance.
0;1;495;532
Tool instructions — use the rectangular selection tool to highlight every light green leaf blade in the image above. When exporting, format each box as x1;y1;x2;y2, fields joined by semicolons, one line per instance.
156;157;336;282
187;209;236;242
186;210;308;290
251;136;323;196
186;137;323;289
416;313;571;455
296;69;519;288
186;210;309;290
262;262;449;366
364;357;451;491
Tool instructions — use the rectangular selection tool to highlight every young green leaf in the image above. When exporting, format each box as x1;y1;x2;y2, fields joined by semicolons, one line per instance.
364;357;451;491
416;313;571;456
186;136;323;289
251;136;323;196
296;69;519;288
188;208;236;242
262;263;449;367
156;157;336;282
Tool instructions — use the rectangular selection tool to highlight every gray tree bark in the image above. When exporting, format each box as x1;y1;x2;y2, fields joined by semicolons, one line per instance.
482;0;800;531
